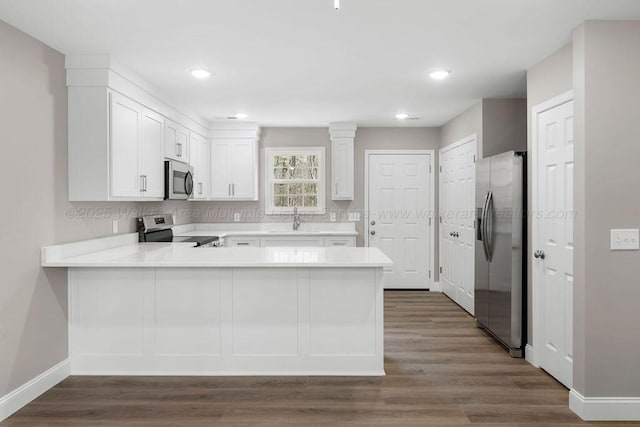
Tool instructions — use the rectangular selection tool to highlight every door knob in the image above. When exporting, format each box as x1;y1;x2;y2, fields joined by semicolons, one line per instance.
534;250;546;260
370;230;376;236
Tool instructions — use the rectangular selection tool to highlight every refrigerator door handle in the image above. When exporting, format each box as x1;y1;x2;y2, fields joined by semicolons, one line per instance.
480;191;491;261
485;191;494;262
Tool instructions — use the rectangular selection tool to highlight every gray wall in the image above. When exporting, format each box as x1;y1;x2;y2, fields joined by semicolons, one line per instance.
440;99;526;159
193;127;441;248
525;43;573;344
482;99;527;157
573;20;640;398
0;20;189;397
440;101;483;154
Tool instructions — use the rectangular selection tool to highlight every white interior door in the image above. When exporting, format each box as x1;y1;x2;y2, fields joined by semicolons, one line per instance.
440;149;456;298
534;96;574;389
439;136;476;314
367;153;432;289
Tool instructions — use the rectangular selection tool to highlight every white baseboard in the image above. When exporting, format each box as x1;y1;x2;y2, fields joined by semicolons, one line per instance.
570;389;640;421
430;281;441;292
0;359;70;422
525;344;538;367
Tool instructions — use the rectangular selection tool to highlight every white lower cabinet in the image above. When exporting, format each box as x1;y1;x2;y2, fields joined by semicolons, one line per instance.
225;237;261;247
324;237;355;247
68;266;383;375
224;235;355;248
261;237;324;247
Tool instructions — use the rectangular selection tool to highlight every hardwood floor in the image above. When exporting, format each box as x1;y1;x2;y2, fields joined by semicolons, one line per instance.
3;291;633;426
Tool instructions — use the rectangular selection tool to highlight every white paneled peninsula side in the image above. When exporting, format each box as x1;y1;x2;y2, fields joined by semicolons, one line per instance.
42;231;391;376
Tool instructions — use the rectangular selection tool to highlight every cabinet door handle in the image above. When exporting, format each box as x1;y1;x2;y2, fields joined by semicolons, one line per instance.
232;184;235;196
199;182;203;195
228;184;231;196
335;183;338;195
177;143;182;157
140;175;147;192
237;242;250;246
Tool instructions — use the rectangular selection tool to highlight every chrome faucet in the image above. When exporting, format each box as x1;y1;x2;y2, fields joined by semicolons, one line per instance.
293;207;301;231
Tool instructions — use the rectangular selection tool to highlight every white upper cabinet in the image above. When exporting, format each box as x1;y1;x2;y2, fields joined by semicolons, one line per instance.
190;132;211;200
230;140;257;199
210;139;258;201
139;109;165;198
329;122;357;201
66;57;259;201
110;93;142;198
165;120;190;162
331;138;354;200
110;92;164;200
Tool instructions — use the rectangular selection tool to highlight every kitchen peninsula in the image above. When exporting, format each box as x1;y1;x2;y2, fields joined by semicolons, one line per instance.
42;230;391;376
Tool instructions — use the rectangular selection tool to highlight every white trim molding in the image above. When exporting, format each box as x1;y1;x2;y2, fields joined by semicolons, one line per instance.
525;344;538;367
0;359;70;422
569;389;640;421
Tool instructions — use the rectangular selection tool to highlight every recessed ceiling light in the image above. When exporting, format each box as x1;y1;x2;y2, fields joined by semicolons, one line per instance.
234;113;249;120
395;113;410;120
190;68;211;79
429;69;451;80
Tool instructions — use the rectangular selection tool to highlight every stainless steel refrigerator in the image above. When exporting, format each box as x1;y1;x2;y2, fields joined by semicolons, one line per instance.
475;151;526;357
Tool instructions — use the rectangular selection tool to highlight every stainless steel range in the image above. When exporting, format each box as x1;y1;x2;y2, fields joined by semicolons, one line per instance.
137;214;221;247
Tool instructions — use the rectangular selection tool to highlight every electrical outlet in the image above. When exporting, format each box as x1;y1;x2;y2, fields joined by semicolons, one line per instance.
348;212;361;222
234;213;241;222
330;212;337;222
610;229;639;251
112;220;118;234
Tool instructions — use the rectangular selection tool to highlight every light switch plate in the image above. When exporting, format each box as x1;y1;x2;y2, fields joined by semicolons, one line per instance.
330;212;337;222
348;212;361;222
234;213;241;222
610;229;640;251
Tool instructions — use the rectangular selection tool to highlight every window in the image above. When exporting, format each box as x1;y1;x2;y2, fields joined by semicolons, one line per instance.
265;147;326;214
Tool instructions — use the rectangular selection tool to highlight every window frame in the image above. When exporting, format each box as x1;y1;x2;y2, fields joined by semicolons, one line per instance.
264;147;326;215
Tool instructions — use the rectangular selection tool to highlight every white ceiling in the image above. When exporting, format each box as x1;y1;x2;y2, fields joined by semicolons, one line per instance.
2;0;640;127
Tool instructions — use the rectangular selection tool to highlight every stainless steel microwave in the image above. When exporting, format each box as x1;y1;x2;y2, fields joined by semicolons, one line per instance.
164;160;194;200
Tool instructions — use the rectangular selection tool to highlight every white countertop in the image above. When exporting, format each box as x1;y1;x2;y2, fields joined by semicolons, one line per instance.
42;243;391;268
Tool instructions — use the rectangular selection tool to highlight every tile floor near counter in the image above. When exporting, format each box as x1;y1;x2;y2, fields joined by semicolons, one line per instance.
2;292;624;426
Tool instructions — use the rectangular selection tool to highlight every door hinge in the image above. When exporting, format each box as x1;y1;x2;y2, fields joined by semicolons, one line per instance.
429;165;432;173
439;165;442;173
439;266;443;274
439;216;442;224
429;270;431;279
429;218;432;226
473;155;476;163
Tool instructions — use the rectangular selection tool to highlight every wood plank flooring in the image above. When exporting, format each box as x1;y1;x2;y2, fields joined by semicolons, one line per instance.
3;291;635;426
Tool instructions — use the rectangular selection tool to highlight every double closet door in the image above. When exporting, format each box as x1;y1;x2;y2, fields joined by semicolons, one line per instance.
439;136;476;314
